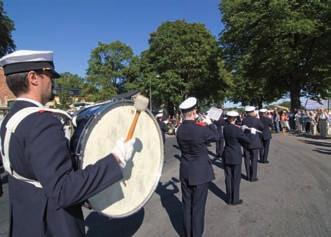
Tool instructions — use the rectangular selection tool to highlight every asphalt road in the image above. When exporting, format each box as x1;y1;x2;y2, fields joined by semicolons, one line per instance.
1;132;331;236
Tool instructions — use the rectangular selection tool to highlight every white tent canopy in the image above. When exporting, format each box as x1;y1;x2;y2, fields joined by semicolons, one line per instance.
301;98;329;110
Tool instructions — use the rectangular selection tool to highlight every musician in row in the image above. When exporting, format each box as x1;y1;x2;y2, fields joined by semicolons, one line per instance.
222;111;251;205
242;106;264;182
258;109;273;164
0;50;136;237
176;97;219;237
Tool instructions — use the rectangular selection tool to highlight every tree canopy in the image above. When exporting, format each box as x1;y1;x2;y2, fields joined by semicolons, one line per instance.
86;41;134;101
0;0;15;57
139;20;231;113
55;72;84;109
220;0;331;110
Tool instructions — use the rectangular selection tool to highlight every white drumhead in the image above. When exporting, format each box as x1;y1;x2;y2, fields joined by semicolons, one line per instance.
81;102;163;218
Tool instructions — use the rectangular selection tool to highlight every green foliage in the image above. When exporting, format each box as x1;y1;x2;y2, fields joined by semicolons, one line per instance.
220;0;331;110
0;0;15;56
140;20;232;113
56;72;84;109
86;41;134;101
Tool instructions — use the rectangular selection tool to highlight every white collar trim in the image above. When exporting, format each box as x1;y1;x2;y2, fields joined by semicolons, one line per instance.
16;98;44;107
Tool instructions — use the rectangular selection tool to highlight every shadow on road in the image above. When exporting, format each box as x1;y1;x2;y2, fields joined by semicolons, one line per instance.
155;178;184;237
208;182;227;204
211;158;224;170
313;148;331;155
295;133;331;140
173;144;180;150
299;139;331;147
85;208;144;237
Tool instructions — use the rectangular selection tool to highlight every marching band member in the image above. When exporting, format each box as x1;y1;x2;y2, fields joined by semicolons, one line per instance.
176;97;218;237
222;111;251;205
0;50;135;237
214;111;225;158
242;106;264;182
259;109;273;164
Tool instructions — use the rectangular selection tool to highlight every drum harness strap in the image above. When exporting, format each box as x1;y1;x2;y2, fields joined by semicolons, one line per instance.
0;107;72;188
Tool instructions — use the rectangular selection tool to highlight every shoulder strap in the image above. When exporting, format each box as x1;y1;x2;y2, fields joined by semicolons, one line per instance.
1;107;71;188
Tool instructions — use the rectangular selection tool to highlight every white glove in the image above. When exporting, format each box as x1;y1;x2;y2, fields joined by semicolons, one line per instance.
241;125;248;131
251;128;256;135
111;138;136;168
203;116;212;125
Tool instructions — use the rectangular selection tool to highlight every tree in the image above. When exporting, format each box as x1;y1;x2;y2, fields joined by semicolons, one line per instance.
0;0;15;57
220;0;331;110
86;41;134;101
140;20;231;114
56;72;84;109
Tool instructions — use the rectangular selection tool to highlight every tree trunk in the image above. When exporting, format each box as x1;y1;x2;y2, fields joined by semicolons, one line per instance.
289;81;301;112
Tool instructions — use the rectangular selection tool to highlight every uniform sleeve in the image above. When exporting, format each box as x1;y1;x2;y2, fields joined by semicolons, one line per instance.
203;124;219;142
237;129;251;146
27;113;123;209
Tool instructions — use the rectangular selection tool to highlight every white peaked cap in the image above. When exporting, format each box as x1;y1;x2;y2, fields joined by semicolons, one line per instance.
226;110;239;117
179;97;197;111
245;106;255;112
0;50;60;77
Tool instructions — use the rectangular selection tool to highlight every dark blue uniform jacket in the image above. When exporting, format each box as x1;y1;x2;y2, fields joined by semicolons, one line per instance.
222;123;251;165
213;116;225;138
260;116;273;140
176;120;218;185
0;101;123;237
242;116;264;149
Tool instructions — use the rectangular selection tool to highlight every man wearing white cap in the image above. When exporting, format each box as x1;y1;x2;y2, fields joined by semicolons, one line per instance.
156;111;167;143
242;106;264;182
0;50;135;237
259;109;273;164
222;111;250;205
176;97;218;237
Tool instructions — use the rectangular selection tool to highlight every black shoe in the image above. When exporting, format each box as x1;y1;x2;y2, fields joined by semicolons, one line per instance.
232;199;243;205
264;160;269;164
251;178;258;182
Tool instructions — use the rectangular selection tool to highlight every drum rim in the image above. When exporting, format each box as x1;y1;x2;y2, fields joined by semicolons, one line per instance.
78;99;164;218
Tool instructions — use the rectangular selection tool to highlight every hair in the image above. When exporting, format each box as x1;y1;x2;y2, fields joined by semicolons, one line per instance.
6;72;30;96
182;110;195;119
227;116;236;123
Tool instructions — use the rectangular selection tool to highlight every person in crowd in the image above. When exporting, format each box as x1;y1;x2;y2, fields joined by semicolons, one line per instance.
273;109;280;133
214;112;225;159
222;111;250;205
280;111;289;134
0;50;136;237
176;97;218;237
242;106;264;182
156;112;168;143
317;108;329;138
259;109;273;164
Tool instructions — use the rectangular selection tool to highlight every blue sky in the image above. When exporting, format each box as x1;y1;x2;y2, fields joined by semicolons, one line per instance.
4;0;222;77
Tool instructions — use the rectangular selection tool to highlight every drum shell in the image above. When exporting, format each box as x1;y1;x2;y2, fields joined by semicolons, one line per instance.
71;100;164;218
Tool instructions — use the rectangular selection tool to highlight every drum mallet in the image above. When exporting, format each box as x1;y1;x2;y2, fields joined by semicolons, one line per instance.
125;94;149;142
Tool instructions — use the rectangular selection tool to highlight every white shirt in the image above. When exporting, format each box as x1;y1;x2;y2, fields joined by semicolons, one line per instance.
16;97;43;107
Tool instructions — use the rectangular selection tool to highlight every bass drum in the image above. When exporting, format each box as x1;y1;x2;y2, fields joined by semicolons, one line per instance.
71;100;164;218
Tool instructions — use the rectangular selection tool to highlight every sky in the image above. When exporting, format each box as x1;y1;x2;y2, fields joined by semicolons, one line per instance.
3;0;222;77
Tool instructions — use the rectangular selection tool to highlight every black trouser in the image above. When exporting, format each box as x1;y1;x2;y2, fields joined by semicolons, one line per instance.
224;164;241;204
216;137;225;157
259;139;271;163
181;180;209;237
244;149;259;181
